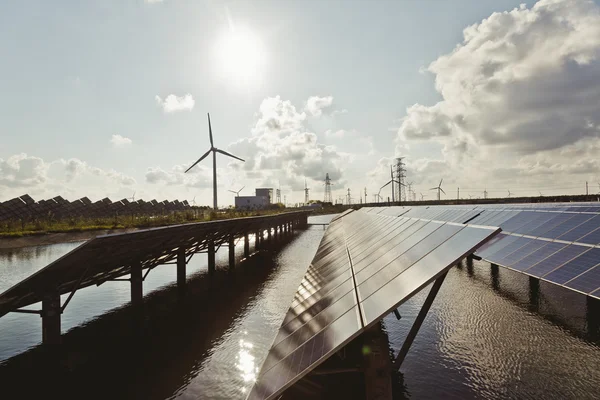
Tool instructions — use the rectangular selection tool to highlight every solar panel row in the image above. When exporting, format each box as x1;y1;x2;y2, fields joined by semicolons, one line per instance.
0;194;197;222
248;209;499;399
363;204;600;300
0;211;310;318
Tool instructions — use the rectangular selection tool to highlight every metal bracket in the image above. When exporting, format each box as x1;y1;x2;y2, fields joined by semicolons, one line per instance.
10;308;42;315
393;270;448;370
393;309;402;320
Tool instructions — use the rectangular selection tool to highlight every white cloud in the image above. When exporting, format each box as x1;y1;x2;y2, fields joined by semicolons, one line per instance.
155;94;195;113
0;154;137;201
145;164;212;189
228;95;352;191
110;134;132;147
394;0;600;196
305;95;334;117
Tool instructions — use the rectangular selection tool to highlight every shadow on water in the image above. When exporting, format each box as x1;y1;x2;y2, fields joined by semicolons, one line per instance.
0;239;294;400
457;259;600;345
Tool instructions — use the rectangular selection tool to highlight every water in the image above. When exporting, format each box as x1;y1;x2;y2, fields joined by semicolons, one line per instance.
0;214;599;399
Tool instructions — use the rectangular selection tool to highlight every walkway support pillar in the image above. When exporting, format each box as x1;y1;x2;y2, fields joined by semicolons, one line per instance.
244;233;250;258
255;231;261;250
208;240;216;273
529;276;540;308
491;263;500;290
394;271;448;369
42;290;61;345
177;247;186;290
131;260;143;305
267;226;272;244
229;235;235;268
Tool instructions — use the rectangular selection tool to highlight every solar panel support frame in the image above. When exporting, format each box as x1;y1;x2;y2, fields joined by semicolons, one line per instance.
393;270;448;369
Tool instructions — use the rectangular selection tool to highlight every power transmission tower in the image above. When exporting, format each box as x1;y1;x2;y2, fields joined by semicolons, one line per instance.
304;179;310;204
364;187;367;204
394;157;406;204
324;173;333;203
484;188;488;199
347;188;351;205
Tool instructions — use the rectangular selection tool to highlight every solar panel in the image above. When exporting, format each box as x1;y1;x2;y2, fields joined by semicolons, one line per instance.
247;210;499;400
526;244;589;277
544;248;600;284
564;266;600;295
512;242;567;272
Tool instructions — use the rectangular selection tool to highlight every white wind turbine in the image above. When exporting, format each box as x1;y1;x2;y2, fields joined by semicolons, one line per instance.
185;113;245;210
430;179;445;201
228;186;245;197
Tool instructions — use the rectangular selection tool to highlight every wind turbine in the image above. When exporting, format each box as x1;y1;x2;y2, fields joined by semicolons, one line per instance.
507;190;512;198
228;186;245;197
128;191;136;202
430;179;445;201
191;196;197;206
185;113;245;210
539;191;544;197
420;192;426;201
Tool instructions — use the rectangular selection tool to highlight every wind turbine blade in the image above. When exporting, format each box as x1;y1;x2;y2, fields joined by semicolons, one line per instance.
228;190;237;194
239;186;245;193
380;180;392;190
185;149;212;173
208;113;214;147
440;188;446;195
439;178;443;187
215;148;245;162
429;187;437;190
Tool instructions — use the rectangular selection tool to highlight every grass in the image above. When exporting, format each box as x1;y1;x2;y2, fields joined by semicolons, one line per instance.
0;208;297;238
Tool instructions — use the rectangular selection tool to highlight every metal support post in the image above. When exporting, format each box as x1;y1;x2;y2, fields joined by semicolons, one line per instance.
131;260;143;305
267;226;272;244
587;296;600;337
274;225;279;241
244;233;250;258
208;240;216;273
466;256;474;276
491;263;499;290
255;231;260;250
177;247;186;290
529;276;540;308
229;235;235;268
394;271;448;369
42;291;61;345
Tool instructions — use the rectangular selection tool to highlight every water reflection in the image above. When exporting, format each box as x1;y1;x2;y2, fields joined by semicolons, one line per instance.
236;335;257;392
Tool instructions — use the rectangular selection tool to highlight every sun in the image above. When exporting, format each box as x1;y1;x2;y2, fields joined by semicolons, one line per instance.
215;27;266;87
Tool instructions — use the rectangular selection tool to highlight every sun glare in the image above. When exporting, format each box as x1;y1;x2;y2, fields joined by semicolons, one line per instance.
215;27;266;87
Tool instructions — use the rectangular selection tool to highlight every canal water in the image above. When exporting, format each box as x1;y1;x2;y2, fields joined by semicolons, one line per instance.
0;214;599;399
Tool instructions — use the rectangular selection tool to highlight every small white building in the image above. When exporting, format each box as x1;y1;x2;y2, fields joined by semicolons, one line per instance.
235;195;270;210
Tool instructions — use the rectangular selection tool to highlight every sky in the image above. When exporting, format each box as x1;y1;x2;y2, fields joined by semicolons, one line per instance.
1;0;600;206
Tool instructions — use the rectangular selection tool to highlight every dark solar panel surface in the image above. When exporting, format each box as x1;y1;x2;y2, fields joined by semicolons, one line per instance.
247;209;499;400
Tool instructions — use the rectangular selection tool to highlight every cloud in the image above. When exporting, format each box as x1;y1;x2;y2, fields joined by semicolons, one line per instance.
229;95;351;191
0;154;137;201
145;164;212;189
393;0;600;195
110;134;132;147
0;153;48;188
155;94;195;113
305;95;334;117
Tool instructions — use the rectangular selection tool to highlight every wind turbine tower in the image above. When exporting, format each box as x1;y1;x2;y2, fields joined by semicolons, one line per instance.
430;179;445;201
347;188;351;205
185;113;245;210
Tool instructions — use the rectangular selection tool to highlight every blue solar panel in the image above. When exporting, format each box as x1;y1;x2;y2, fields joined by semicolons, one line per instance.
512;242;566;272
526;244;589;277
512;213;558;235
540;214;594;239
558;215;600;242
526;213;576;238
544;248;600;284
577;227;600;245
486;237;532;261
565;266;600;294
495;239;549;267
477;234;519;259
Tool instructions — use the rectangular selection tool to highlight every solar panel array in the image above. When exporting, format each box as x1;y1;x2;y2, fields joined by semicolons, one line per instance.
0;211;310;318
0;194;195;223
247;209;499;399
364;203;600;300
